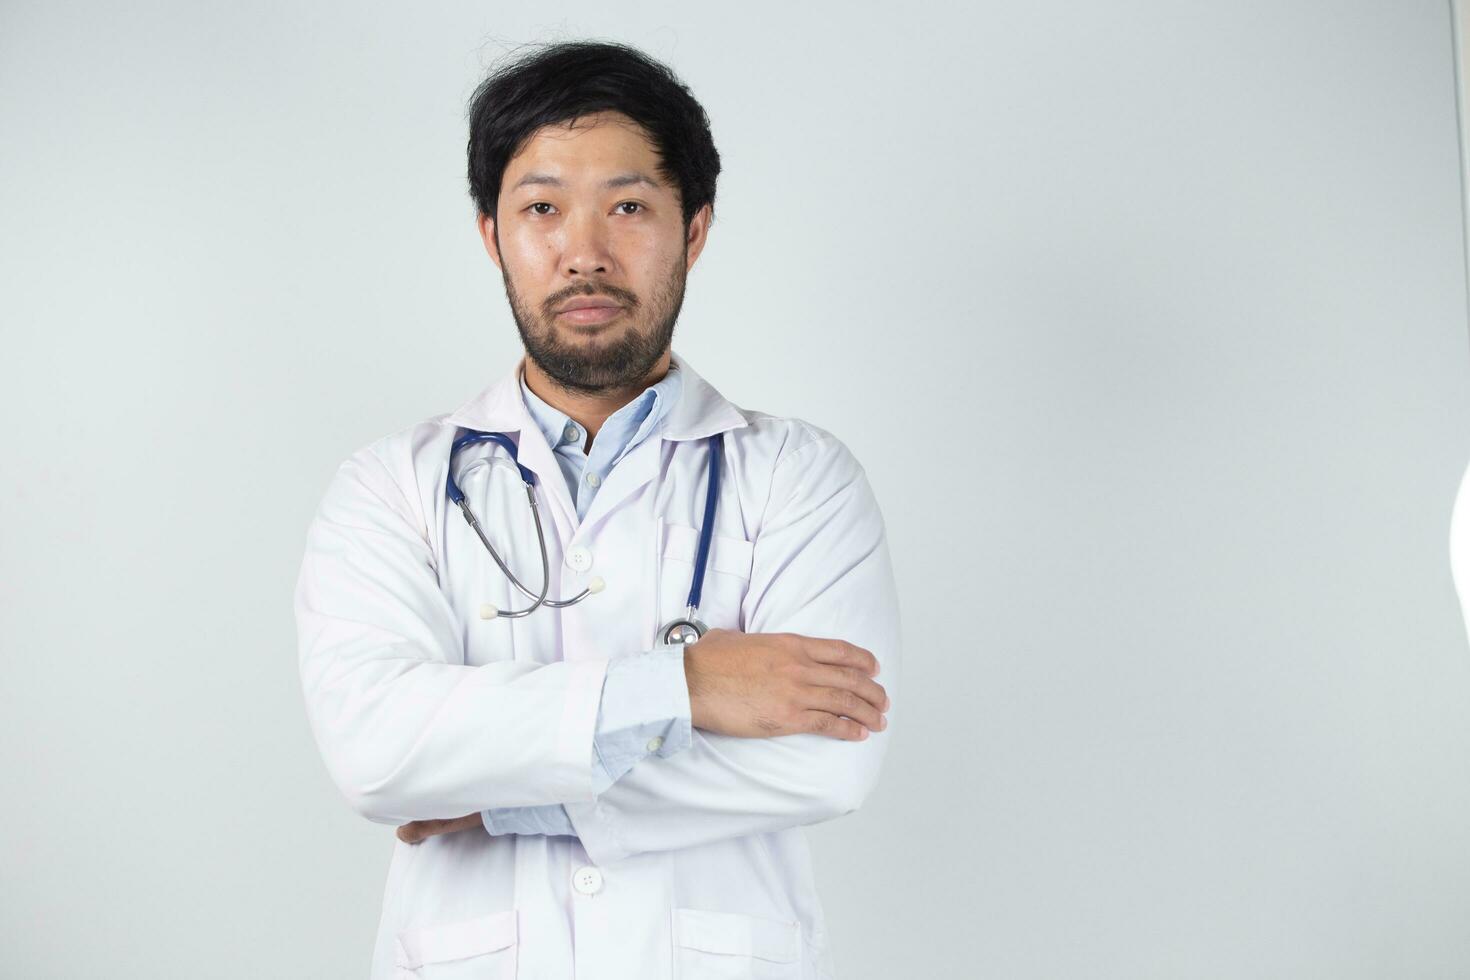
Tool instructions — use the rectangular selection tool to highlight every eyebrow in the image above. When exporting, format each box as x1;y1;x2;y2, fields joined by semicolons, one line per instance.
510;171;663;192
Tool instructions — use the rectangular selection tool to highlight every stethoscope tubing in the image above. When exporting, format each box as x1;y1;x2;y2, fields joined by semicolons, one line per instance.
447;428;722;631
685;433;721;612
455;485;594;614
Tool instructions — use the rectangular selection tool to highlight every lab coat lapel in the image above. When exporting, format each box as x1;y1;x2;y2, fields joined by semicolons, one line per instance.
444;358;578;538
575;351;749;534
574;433;663;534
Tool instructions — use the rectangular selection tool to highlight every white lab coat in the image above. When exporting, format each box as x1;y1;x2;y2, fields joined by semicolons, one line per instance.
294;350;902;979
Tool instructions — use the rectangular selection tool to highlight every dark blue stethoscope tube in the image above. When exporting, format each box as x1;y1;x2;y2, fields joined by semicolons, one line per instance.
447;431;535;501
685;431;721;613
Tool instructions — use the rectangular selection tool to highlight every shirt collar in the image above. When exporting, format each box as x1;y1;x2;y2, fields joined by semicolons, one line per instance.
446;349;747;443
518;361;683;461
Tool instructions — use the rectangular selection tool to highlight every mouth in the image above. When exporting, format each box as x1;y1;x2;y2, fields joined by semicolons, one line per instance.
555;305;624;326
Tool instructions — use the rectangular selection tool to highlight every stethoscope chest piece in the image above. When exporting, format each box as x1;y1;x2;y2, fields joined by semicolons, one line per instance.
659;613;708;646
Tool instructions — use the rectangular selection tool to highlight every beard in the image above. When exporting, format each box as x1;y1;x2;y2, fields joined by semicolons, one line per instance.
503;246;687;395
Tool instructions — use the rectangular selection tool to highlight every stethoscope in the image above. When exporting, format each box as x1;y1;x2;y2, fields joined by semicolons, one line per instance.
446;429;724;645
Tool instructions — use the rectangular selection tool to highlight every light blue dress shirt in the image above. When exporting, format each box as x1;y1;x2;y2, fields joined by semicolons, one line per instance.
480;364;694;838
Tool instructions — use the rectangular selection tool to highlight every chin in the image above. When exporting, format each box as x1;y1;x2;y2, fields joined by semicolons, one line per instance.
559;320;625;339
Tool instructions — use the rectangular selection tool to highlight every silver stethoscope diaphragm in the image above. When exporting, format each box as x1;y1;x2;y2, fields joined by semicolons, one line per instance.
659;608;709;646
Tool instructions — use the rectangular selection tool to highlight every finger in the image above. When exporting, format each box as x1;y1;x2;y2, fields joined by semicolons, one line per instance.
399;819;451;842
806;663;888;713
802;637;880;677
808;683;885;733
401;815;479;843
799;709;869;741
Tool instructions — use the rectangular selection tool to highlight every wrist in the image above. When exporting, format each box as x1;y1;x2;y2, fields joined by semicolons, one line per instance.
682;646;703;728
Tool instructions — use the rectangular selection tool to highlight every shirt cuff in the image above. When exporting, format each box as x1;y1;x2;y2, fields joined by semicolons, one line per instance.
481;803;578;837
589;645;694;794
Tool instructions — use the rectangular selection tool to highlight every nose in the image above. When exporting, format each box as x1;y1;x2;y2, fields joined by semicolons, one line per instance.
561;210;613;278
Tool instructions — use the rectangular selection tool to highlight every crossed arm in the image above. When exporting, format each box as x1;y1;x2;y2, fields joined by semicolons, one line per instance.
296;433;901;866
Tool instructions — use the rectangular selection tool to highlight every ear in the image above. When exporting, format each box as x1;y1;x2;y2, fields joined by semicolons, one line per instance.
683;203;713;272
477;212;503;270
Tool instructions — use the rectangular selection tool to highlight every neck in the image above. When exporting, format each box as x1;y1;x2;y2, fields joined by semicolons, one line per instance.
522;351;672;444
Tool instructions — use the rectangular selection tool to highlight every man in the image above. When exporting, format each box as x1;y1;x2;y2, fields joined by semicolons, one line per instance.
295;40;900;979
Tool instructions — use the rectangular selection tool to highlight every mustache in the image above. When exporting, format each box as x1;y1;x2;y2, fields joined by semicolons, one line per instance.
547;285;637;312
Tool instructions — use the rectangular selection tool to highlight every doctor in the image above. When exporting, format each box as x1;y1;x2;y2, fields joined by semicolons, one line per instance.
295;39;901;979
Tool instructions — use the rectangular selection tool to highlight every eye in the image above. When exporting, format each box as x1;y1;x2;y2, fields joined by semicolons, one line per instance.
526;202;556;216
615;201;644;215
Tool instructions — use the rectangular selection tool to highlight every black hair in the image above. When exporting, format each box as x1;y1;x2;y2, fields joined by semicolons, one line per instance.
466;40;722;232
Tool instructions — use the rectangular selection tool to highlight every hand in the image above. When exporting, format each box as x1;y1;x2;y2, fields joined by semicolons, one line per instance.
683;628;890;741
396;813;481;844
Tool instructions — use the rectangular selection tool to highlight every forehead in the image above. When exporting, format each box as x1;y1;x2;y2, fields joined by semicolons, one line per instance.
504;111;663;187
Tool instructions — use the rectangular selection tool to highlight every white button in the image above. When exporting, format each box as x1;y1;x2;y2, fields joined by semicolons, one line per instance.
646;736;664;753
565;545;593;572
563;423;579;444
572;865;603;895
586;472;601;487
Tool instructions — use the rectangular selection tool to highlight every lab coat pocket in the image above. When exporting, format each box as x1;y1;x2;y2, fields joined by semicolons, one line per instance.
672;907;803;979
394;908;518;979
660;521;755;633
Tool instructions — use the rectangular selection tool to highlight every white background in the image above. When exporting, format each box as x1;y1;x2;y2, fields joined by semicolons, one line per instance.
4;1;1470;976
